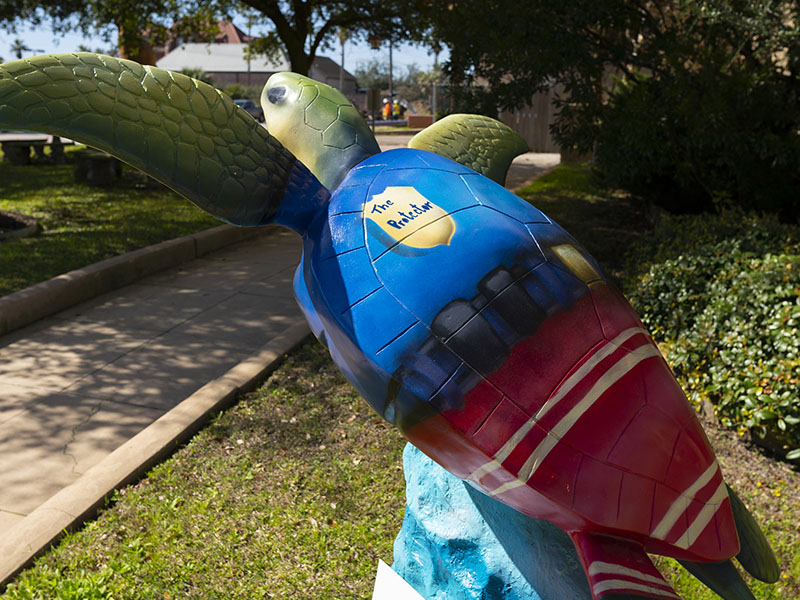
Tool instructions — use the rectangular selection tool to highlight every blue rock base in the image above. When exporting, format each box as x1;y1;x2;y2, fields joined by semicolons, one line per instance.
392;443;593;600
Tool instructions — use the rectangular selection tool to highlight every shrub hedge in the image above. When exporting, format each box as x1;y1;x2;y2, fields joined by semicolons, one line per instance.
593;69;800;221
622;211;800;461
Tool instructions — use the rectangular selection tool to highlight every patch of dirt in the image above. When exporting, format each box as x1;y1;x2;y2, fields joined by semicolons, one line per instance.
0;209;39;237
699;411;799;539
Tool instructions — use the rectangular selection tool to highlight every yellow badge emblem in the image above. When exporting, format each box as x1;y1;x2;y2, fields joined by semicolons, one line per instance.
363;187;455;249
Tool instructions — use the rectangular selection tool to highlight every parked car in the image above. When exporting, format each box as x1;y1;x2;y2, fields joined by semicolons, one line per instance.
233;99;264;123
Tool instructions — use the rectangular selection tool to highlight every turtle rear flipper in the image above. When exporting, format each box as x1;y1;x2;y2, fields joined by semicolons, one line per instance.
0;53;325;228
569;531;682;599
677;559;756;600
408;114;528;186
726;483;780;582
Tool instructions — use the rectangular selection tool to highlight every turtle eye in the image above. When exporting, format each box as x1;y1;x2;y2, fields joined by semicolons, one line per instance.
267;86;287;104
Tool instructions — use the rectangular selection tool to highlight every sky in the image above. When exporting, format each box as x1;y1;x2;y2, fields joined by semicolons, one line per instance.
0;20;445;75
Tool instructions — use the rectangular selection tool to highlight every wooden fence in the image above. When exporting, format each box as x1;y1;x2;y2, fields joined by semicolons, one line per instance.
499;87;560;153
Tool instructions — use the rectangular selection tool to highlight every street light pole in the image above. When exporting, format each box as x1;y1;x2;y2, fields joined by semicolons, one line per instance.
432;82;437;122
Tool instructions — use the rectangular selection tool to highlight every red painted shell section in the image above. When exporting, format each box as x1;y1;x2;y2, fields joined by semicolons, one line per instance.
403;281;739;563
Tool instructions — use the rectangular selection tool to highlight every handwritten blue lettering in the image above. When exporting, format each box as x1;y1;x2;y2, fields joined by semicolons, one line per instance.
370;199;394;214
383;200;436;230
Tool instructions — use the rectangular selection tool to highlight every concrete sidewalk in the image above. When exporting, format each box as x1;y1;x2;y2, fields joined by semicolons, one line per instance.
0;139;559;586
0;227;310;584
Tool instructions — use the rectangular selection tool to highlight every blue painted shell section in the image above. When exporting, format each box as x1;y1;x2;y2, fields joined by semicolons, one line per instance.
294;148;603;428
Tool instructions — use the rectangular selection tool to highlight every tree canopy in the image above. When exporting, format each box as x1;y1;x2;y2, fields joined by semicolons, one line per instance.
0;0;219;62
0;0;430;74
428;0;800;218
241;0;426;75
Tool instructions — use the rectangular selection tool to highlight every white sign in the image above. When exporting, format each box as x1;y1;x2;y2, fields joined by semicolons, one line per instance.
372;560;427;600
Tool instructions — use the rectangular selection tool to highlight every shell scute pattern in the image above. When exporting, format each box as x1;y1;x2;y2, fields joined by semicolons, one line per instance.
304;94;338;131
170;70;194;93
166;82;190;111
321;151;726;547
94;67;118;88
322;118;356;150
118;69;143;95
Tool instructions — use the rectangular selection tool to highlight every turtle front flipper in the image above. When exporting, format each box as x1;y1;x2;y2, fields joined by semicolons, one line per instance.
0;53;324;228
408;114;528;186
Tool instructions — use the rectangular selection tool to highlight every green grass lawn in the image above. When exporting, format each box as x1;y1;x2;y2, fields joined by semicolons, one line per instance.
1;163;797;599
0;148;219;296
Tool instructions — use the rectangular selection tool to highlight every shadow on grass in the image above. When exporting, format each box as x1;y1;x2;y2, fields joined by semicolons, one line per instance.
0;158;219;296
516;162;653;280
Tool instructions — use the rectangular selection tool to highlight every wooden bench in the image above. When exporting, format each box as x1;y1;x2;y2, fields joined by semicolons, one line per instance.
73;149;122;186
0;133;71;165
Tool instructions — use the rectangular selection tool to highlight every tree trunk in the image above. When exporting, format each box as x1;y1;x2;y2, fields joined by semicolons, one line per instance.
117;23;157;66
284;42;312;75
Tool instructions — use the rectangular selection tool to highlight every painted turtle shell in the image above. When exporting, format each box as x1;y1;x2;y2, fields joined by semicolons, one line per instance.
296;146;736;566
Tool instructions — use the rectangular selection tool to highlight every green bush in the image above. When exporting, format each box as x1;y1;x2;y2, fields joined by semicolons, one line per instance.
179;68;214;86
594;68;800;220
222;84;263;101
623;212;800;460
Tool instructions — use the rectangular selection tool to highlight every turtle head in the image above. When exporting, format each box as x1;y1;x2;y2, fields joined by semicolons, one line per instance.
262;72;380;191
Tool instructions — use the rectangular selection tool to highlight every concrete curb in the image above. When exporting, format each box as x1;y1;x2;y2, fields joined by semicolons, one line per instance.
509;165;560;193
0;321;311;588
0;224;269;336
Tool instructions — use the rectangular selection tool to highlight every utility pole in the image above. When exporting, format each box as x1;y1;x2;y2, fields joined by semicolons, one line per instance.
338;28;348;92
388;40;393;100
432;82;438;122
246;15;253;87
431;42;441;121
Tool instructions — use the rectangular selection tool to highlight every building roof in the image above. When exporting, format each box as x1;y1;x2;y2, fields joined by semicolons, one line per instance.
156;43;357;84
214;21;255;44
156;43;291;73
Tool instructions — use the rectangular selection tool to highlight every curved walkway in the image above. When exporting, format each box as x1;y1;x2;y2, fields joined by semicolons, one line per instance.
0;137;559;587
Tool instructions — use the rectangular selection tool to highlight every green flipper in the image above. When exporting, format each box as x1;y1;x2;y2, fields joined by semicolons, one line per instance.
408;114;528;186
727;484;780;583
678;559;756;600
0;53;299;226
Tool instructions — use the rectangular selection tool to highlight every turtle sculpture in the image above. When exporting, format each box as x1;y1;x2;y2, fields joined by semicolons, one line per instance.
0;54;781;600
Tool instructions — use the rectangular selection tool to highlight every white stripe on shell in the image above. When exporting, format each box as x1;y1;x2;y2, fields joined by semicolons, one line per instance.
588;561;673;590
493;327;648;465
672;481;730;550
651;460;720;541
487;343;660;497
518;344;661;482
468;459;503;482
469;327;649;485
592;578;681;599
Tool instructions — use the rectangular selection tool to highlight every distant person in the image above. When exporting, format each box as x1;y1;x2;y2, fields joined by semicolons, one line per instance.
382;98;392;121
392;100;401;120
